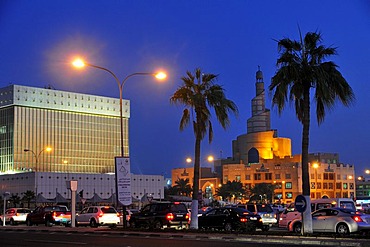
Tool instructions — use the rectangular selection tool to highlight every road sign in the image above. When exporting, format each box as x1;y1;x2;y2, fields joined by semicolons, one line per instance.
295;195;307;213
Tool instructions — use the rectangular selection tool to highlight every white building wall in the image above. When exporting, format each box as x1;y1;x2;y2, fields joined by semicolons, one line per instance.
0;172;164;202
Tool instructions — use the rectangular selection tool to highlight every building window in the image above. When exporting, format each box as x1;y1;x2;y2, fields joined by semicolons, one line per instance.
245;175;251;180
337;174;341;180
286;192;293;199
350;183;354;190
285;182;292;189
336;183;342;189
265;173;272;180
329;183;333;189
285;174;291;179
323;183;328;189
317;183;321;189
235;175;241;182
343;183;348;189
254;173;261;180
275;174;281;179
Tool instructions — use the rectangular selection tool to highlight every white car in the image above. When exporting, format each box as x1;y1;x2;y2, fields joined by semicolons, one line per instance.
75;206;120;227
0;208;31;225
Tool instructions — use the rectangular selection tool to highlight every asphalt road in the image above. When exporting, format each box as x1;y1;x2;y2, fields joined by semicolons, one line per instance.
0;230;340;247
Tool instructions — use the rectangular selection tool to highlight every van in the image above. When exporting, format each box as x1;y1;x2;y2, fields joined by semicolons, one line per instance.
311;198;356;211
278;198;356;229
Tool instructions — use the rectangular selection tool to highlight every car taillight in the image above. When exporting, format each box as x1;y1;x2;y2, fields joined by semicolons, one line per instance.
185;213;190;220
16;213;20;216
53;212;57;217
98;212;104;217
352;215;363;222
240;218;248;222
166;213;174;220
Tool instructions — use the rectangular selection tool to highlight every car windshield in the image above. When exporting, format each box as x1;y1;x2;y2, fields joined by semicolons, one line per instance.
257;204;273;213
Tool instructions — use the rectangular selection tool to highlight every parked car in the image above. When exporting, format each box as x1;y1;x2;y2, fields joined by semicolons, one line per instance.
129;202;189;229
289;207;370;235
279;206;300;229
75;206;120;227
0;208;31;225
237;204;277;231
280;198;357;229
26;205;71;226
198;207;262;232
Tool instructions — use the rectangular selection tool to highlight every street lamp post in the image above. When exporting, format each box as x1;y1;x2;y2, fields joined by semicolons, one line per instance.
72;58;166;228
24;147;52;204
72;58;166;157
313;163;319;199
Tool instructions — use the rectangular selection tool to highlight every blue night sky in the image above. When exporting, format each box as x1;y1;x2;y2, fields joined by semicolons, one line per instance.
0;1;369;177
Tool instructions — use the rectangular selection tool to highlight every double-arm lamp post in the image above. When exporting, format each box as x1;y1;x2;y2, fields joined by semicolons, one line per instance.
72;58;166;157
24;147;52;203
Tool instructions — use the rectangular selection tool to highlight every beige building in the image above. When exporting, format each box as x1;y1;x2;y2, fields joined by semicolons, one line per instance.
221;68;356;204
171;167;221;200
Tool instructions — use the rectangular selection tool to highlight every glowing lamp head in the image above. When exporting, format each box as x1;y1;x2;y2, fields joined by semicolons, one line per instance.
72;58;86;68
45;147;52;152
155;72;167;80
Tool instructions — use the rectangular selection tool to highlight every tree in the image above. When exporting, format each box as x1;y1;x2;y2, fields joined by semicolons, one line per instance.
22;190;35;208
249;183;276;203
10;193;21;207
269;30;355;234
173;178;192;196
170;68;238;229
215;184;231;201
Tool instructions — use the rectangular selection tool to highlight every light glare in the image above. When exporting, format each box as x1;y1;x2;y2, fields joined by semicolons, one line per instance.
72;58;85;68
155;72;167;80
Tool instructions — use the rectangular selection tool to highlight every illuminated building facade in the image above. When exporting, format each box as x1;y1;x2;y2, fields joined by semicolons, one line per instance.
220;68;356;204
0;84;129;174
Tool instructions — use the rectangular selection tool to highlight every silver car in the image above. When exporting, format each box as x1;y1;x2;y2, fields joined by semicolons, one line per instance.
289;207;370;235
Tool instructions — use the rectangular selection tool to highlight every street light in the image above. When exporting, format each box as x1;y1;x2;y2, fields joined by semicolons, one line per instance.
24;147;52;203
72;58;167;157
313;163;319;199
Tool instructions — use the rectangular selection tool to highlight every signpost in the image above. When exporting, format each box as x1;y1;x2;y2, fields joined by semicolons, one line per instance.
295;195;307;213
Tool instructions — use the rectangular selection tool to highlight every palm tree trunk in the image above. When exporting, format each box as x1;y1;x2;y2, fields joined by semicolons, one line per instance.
302;88;313;234
190;121;202;229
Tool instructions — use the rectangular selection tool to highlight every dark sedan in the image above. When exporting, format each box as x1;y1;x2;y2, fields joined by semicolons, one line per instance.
198;207;263;232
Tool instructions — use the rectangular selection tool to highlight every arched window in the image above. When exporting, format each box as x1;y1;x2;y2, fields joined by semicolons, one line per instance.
248;148;259;164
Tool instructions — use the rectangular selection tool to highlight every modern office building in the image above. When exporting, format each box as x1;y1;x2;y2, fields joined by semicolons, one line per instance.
0;84;164;204
0;84;129;174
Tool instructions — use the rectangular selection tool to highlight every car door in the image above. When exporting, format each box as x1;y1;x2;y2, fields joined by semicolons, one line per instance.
214;209;229;229
323;209;340;232
77;208;89;224
135;204;152;226
312;209;329;232
199;208;217;228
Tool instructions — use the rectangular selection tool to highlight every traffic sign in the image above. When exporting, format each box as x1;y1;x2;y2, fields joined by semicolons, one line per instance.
295;195;307;213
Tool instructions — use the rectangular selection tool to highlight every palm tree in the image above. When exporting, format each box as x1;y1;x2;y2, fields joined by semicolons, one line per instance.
269;30;355;234
173;178;192;196
249;183;276;203
10;193;21;207
170;68;238;229
22;190;35;208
